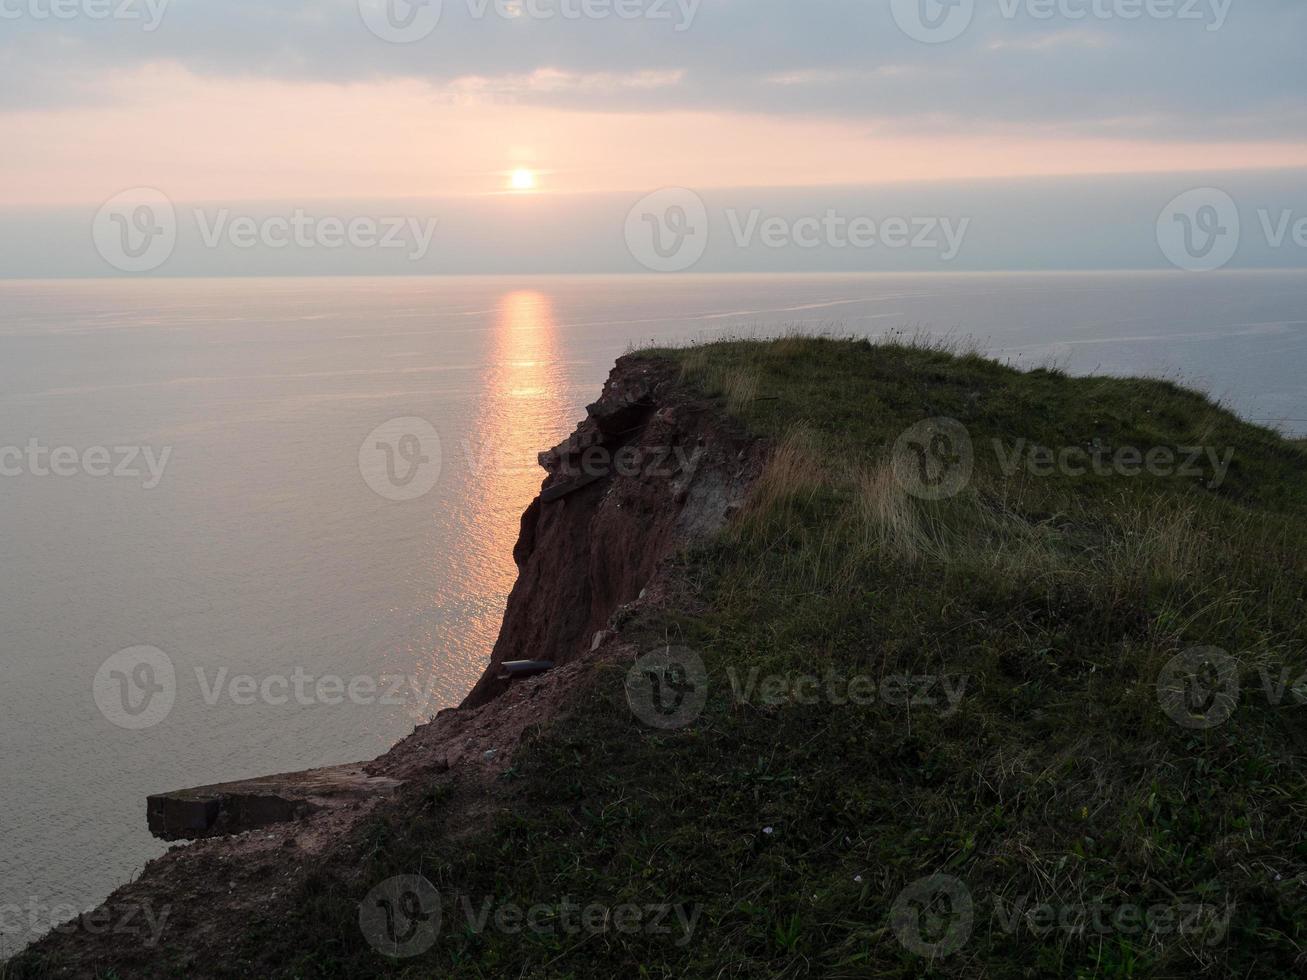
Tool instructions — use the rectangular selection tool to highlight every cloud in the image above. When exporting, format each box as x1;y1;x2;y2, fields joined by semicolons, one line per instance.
985;27;1115;50
0;0;1303;140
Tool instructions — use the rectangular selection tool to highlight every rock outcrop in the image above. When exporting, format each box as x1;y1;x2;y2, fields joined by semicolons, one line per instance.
146;765;402;842
462;356;762;707
141;354;764;843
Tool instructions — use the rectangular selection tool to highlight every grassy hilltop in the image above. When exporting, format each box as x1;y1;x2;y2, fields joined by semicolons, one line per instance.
12;337;1307;978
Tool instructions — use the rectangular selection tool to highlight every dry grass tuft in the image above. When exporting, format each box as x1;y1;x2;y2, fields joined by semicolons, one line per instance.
852;460;944;564
679;353;760;416
743;423;827;518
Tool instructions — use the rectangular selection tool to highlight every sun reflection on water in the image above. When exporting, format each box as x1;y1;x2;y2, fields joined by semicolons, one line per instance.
460;289;570;655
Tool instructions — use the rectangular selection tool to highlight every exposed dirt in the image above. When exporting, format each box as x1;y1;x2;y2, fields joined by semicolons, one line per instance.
462;355;763;706
8;354;766;978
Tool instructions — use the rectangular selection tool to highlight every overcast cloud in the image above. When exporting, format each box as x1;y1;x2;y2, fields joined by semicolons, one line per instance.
1;0;1304;138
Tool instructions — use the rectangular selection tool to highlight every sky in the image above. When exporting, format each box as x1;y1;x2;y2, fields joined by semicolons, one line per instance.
1;0;1305;274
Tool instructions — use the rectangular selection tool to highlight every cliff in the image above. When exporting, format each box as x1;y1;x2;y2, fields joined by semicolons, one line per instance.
10;353;767;976
11;338;1307;978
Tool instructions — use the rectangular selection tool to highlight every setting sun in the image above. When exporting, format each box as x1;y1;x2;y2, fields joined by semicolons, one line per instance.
509;168;537;192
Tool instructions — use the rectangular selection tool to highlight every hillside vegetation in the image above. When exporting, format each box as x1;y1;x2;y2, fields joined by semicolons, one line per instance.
12;337;1307;978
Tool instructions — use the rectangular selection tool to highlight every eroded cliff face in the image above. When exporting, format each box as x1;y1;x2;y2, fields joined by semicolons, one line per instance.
370;355;766;785
14;355;766;976
462;355;764;708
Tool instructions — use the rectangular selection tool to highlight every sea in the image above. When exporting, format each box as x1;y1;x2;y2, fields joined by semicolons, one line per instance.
2;271;1305;956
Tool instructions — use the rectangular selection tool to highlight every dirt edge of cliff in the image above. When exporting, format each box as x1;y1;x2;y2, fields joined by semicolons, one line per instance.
7;352;768;978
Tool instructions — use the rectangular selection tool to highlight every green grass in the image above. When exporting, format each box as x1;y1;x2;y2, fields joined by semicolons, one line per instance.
13;337;1307;978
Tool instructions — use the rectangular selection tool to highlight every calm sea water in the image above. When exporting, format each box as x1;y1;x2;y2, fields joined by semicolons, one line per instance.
2;271;1305;955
